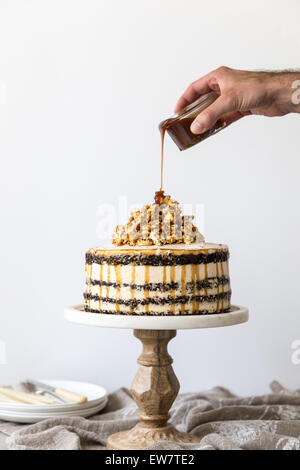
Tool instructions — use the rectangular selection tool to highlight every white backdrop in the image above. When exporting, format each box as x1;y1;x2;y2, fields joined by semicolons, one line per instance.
0;0;300;395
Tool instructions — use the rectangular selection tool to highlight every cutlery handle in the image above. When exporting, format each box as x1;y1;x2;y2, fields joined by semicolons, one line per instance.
0;387;54;405
0;392;20;403
55;388;87;404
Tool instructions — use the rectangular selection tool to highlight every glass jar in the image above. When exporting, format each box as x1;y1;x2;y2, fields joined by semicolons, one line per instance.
159;92;227;151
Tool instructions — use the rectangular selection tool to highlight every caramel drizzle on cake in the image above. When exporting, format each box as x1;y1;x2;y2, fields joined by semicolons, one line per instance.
170;265;176;314
216;250;220;313
144;266;150;314
88;264;92;311
204;264;208;296
114;265;122;313
180;265;186;315
220;258;225;311
99;264;103;311
163;265;167;292
84;244;231;316
130;263;136;314
106;265;111;300
195;265;200;314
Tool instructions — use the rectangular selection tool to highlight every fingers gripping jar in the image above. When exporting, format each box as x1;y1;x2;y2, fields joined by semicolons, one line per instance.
159;92;227;151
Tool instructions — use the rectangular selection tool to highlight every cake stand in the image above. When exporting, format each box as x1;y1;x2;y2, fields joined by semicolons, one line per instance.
64;305;248;450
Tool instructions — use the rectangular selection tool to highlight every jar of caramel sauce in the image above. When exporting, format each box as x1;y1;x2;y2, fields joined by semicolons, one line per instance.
159;92;227;151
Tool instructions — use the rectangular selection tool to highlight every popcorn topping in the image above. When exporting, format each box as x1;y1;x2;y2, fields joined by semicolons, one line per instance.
112;191;204;247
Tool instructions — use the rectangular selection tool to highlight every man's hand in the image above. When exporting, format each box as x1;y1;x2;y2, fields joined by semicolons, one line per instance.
174;67;300;135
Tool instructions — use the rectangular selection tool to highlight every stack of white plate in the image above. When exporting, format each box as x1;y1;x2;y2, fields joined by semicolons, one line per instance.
0;380;107;423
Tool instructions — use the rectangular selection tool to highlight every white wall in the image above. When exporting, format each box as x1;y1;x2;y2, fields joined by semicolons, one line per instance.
0;0;300;396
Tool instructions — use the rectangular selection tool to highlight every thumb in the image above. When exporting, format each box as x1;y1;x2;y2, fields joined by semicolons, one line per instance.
190;94;235;134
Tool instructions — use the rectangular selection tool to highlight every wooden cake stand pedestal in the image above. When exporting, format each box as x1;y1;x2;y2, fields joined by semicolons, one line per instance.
64;305;248;450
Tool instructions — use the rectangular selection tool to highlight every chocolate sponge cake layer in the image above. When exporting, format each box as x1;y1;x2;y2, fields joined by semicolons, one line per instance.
86;250;229;266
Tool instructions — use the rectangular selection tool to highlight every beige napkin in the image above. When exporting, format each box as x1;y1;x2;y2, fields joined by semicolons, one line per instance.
1;382;300;450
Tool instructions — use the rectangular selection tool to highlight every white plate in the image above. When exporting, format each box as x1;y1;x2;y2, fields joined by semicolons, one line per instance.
0;399;108;423
0;396;108;415
0;380;107;413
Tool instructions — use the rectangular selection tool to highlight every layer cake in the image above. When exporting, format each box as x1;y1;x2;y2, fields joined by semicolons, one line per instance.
84;192;231;315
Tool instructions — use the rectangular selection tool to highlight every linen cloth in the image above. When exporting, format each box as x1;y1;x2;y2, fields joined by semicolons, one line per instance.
1;381;300;450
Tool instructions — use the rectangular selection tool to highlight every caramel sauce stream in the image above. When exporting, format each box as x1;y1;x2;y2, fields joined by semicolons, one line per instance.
159;125;166;190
